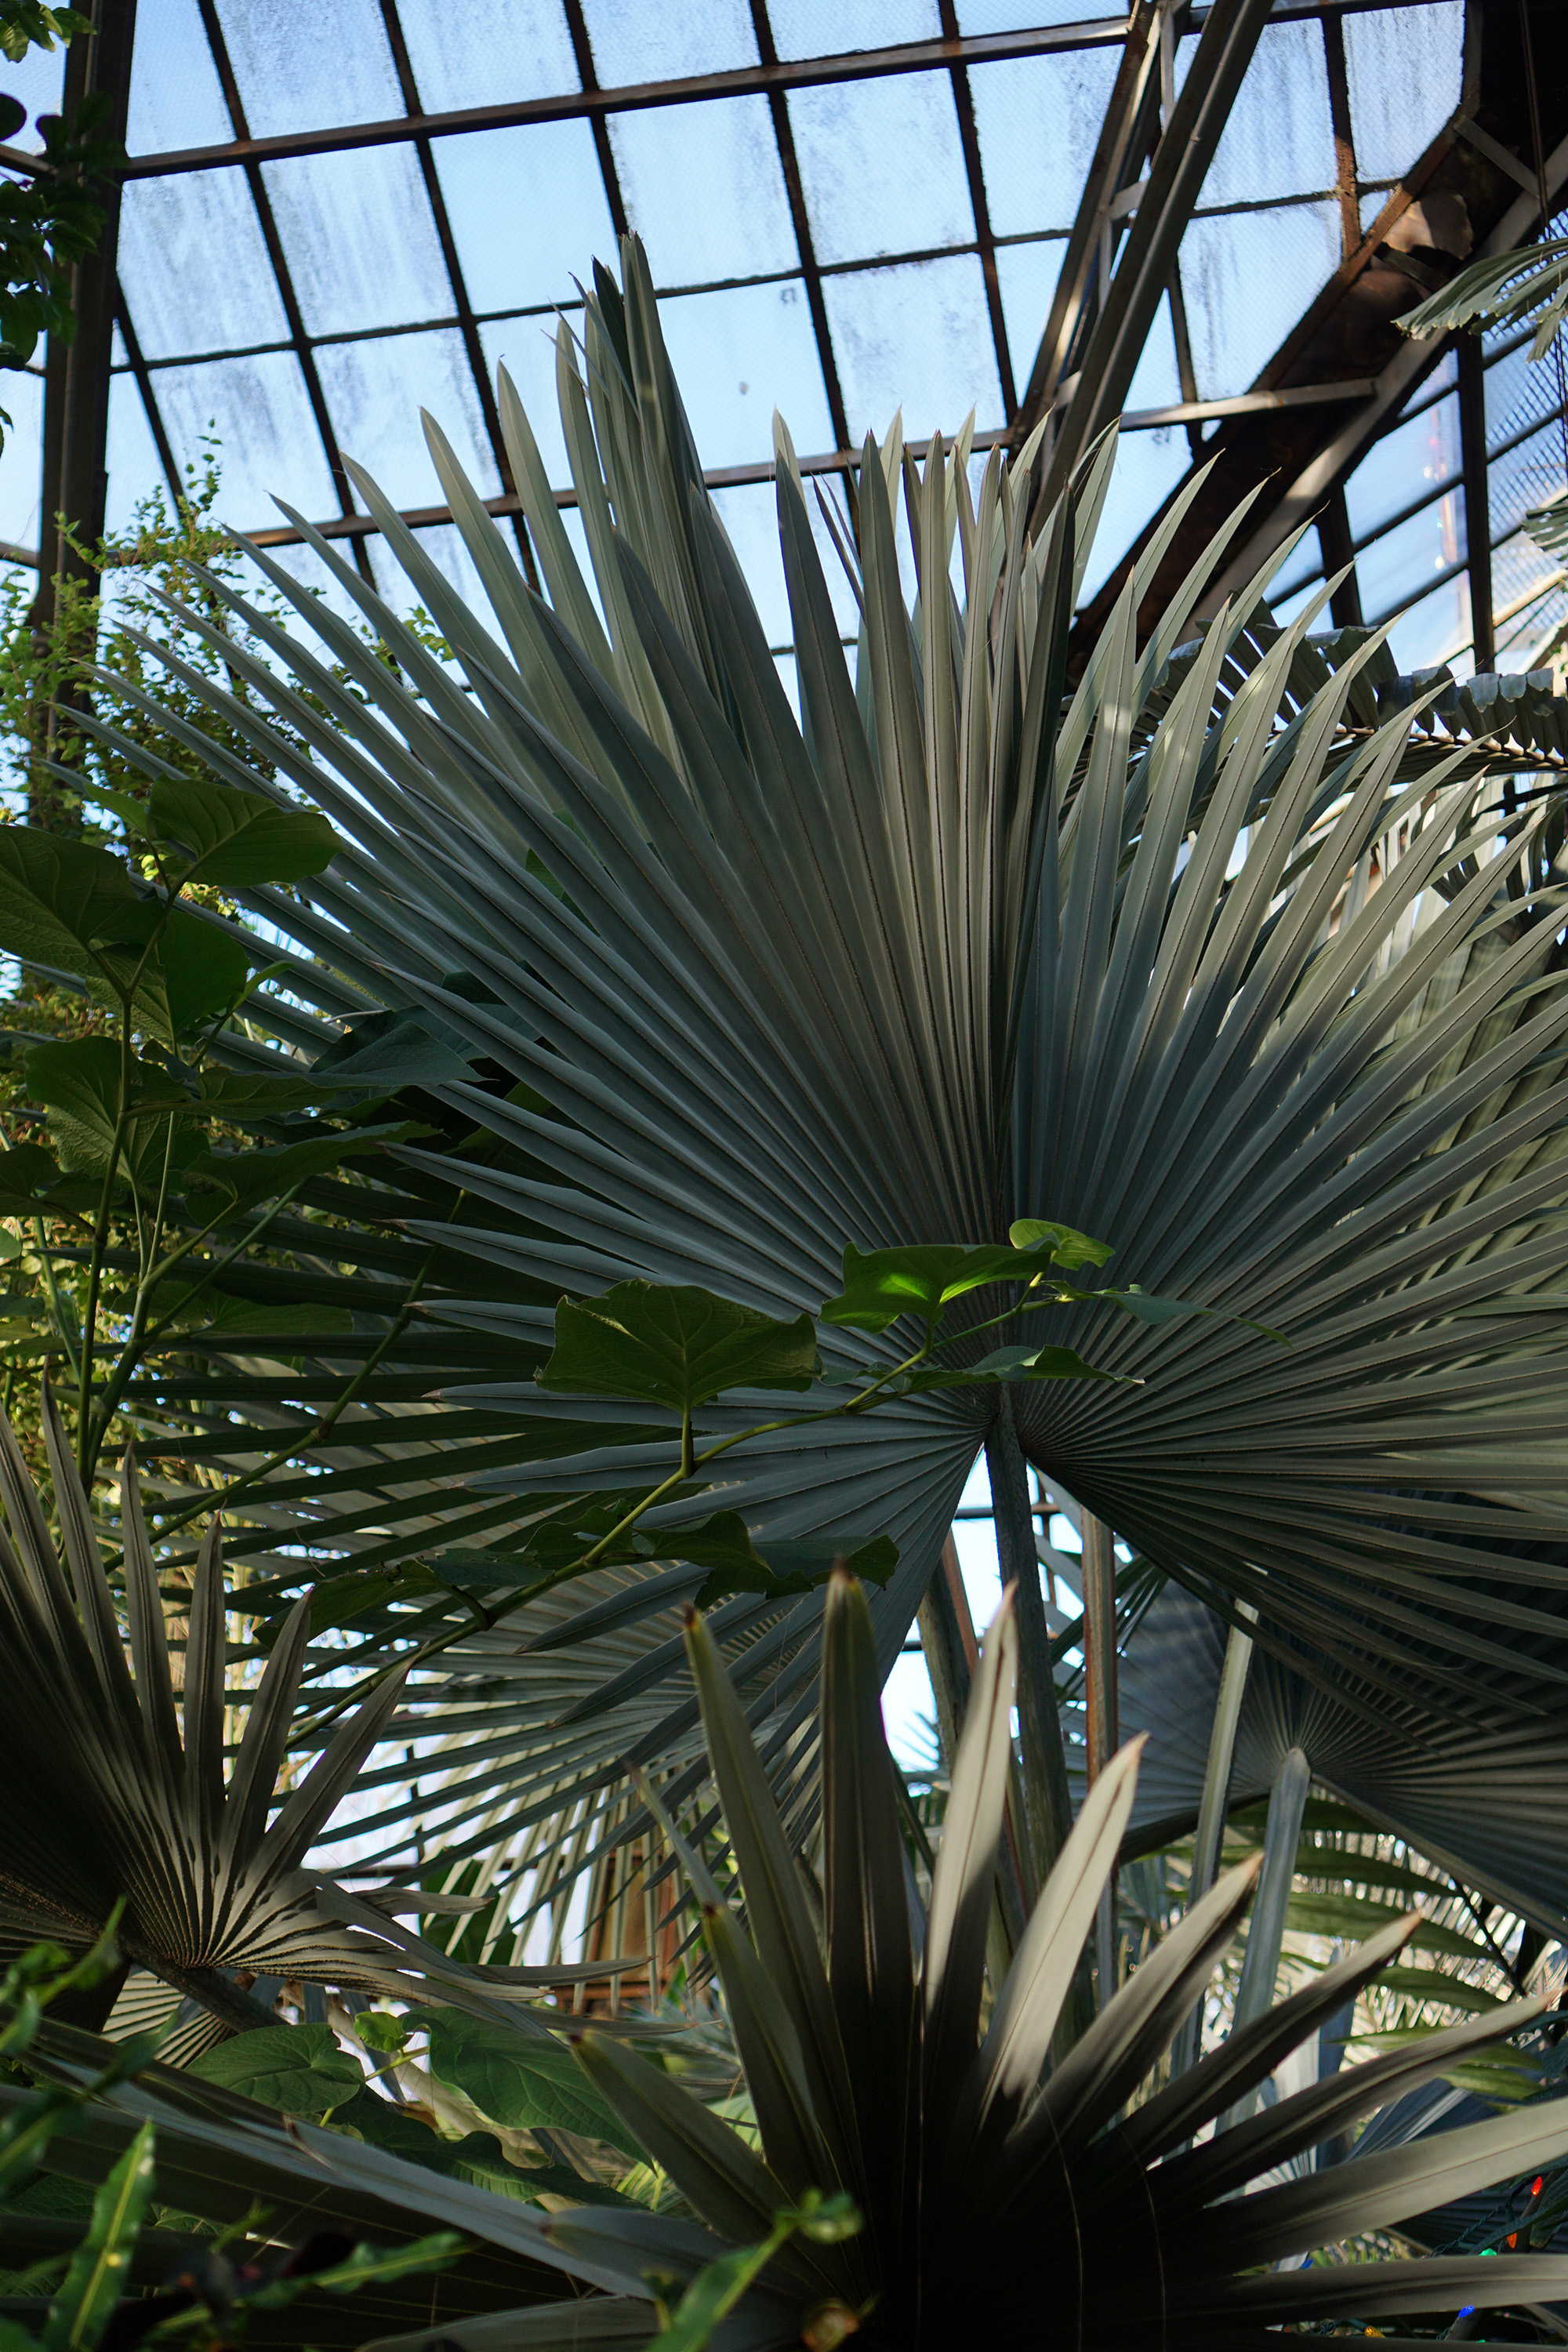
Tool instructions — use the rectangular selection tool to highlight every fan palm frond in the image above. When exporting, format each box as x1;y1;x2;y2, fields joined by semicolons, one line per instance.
72;234;1568;1921
0;1386;545;2028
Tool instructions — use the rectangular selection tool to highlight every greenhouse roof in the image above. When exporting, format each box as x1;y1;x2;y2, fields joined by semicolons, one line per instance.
1;0;1565;684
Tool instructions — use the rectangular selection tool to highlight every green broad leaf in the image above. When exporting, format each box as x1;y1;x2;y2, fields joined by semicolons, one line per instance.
39;2116;154;2351
143;1286;354;1343
684;1520;899;1609
0;829;143;984
305;1563;441;1638
186;2021;363;2114
154;906;256;1035
537;1280;818;1412
1008;1218;1116;1269
196;1065;325;1121
0;1140;66;1214
426;1549;559;1593
327;2092;631;2208
23;1039;201;1189
181;1126;397;1213
407;2008;638;2155
314;1009;477;1094
962;1343;1127;1384
821;1231;1114;1333
147;775;338;887
1085;1283;1290;1346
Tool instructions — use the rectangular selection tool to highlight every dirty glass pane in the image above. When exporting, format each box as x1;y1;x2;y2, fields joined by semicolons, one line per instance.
609;96;797;286
957;1;1124;24
1342;2;1463;182
825;254;1002;442
1124;295;1182;414
0;31;64;131
1385;569;1469;671
126;0;232;150
659;281;833;468
1191;19;1335;208
118;169;289;358
238;538;385;638
479;313;579;491
1178;202;1339;398
1356;492;1465;625
1345;393;1460;542
1078;429;1189;604
149;351;338;529
104;376;167;537
766;0;937;56
0;370;43;551
379;521;494;635
710;481;793;644
316;328;501;508
397;0;579;111
993;241;1062;393
788;72;972;266
262;147;450;336
212;0;401;136
435;122;616;316
1488;416;1568;551
967;48;1121;238
583;0;757;82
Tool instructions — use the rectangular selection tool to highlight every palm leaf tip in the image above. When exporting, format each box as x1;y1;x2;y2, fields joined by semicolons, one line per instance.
568;1573;1568;2344
0;1408;532;2027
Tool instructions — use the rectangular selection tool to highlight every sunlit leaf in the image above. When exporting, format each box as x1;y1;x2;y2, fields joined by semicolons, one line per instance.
537;1280;818;1412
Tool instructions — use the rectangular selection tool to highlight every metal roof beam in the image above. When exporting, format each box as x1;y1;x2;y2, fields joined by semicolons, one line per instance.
114;18;1135;178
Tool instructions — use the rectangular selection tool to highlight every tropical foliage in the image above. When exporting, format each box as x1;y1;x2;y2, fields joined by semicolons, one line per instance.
5;234;1555;1933
1398;233;1568;361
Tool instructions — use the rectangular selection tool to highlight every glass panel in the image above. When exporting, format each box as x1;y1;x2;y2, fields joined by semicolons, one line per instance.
787;72;972;266
582;0;758;80
212;0;403;137
824;254;1003;442
766;0;938;56
659;281;833;469
434;122;616;316
1077;429;1189;605
608;96;797;286
0;31;65;133
1343;2;1463;182
315;328;502;508
1178;201;1339;398
0;369;43;552
397;0;579;111
149;351;339;531
379;521;493;635
1190;20;1335;208
710;481;791;645
1345;393;1460;542
1489;416;1568;551
262;147;451;336
104;376;168;539
126;0;232;151
1270;522;1323;604
239;539;387;639
118;169;289;358
1123;295;1182;414
1486;338;1563;456
1356;492;1465;626
1492;527;1563;644
772;652;800;719
479;313;579;490
1275;572;1327;626
1385;570;1468;672
958;0;1125;23
993;239;1063;394
967;49;1122;240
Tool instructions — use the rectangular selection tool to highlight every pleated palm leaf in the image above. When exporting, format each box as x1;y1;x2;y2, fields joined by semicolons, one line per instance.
83;235;1568;1915
0;1388;515;2025
383;1571;1568;2352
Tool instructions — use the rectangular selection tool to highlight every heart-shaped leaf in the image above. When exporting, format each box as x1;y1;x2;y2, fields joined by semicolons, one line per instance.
147;775;337;887
537;1280;818;1411
187;2021;362;2114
